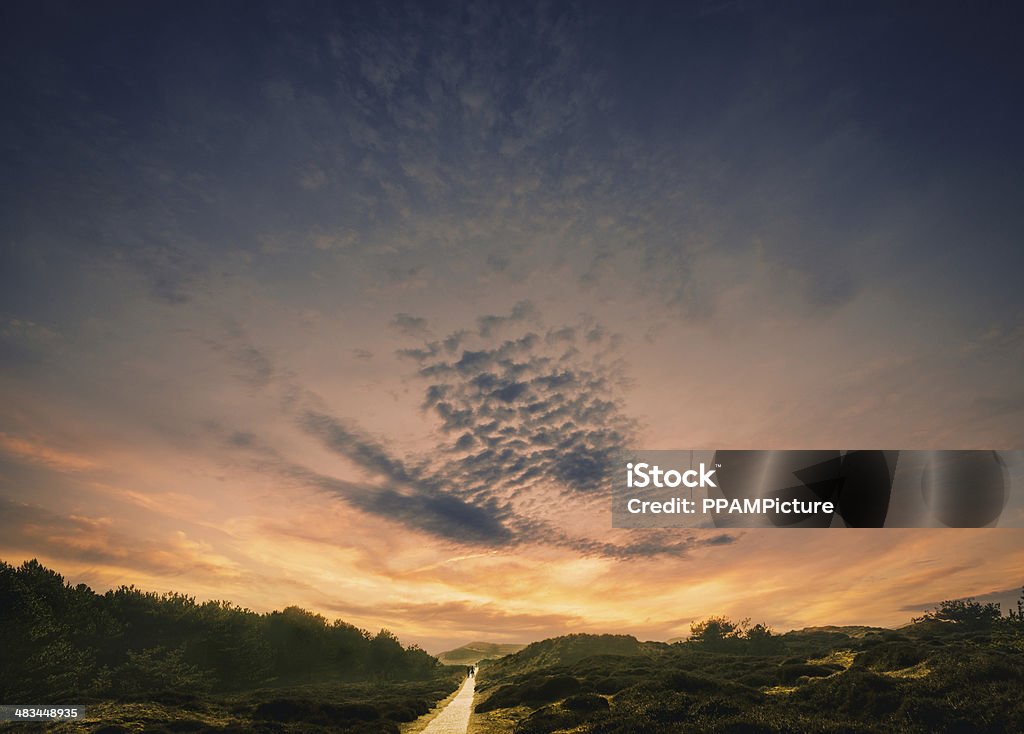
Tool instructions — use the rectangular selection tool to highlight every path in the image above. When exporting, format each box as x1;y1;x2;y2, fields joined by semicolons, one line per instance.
420;670;476;734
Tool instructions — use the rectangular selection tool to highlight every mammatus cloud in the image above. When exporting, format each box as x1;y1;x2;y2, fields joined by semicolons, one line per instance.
214;304;737;557
409;313;633;502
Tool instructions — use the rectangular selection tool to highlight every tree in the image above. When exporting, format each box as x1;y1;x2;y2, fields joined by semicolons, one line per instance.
369;629;405;679
0;559;445;698
690;616;743;649
913;598;1001;628
1008;587;1024;624
689;616;782;653
745;622;783;654
115;646;211;694
402;644;440;679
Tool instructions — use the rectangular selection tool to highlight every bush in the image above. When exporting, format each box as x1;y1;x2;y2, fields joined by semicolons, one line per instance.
794;669;901;719
662;670;720;692
476;675;583;712
563;693;609;712
592;676;636;694
853;642;925;672
253;698;312;721
321;702;380;722
777;663;838;683
913;599;1001;628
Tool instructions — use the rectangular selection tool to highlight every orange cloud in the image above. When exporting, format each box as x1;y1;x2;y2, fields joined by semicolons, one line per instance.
0;432;98;472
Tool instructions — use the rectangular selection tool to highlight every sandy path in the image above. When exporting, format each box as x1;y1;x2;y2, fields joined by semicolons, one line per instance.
419;672;476;734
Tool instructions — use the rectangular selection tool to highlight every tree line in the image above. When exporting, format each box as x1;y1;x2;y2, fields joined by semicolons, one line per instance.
686;588;1024;653
0;559;440;702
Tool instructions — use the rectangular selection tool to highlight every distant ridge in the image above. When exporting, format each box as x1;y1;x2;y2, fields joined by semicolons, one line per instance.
790;625;888;637
483;633;650;677
667;625;888;644
437;641;526;664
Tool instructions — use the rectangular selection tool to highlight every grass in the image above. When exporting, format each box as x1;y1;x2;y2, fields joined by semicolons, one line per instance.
466;624;1024;733
0;673;464;734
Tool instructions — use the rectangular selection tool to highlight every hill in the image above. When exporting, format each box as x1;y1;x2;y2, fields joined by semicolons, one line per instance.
791;625;888;637
472;612;1024;733
437;641;526;664
667;625;887;645
483;633;656;679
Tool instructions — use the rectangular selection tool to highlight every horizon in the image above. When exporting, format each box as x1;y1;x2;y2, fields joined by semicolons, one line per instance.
3;555;1021;655
2;2;1023;656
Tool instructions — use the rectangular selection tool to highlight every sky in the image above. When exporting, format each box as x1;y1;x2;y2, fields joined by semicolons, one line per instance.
1;1;1023;652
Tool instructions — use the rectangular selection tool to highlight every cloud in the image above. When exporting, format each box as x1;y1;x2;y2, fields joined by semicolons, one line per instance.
227;344;274;387
196;303;684;559
228;431;256;447
206;325;276;388
408;308;633;501
274;304;717;559
0;432;97;472
897;586;1024;615
319;597;587;638
0;497;243;580
550;530;740;560
477;300;538;338
390;313;431;337
292;416;514;545
351;487;512;546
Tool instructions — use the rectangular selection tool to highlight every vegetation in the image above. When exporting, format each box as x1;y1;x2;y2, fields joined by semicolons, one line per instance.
0;559;462;733
912;597;1002;628
4;558;1024;732
472;590;1024;733
688;617;784;654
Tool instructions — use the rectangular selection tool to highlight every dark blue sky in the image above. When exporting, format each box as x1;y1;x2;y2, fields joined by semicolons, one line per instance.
1;1;1022;648
3;1;1022;320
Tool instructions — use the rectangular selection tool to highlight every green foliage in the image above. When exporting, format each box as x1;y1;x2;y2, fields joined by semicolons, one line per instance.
0;558;441;703
852;642;925;672
476;674;583;712
912;597;1002;628
1007;586;1024;623
690;616;743;647
474;620;1024;734
483;633;644;679
689;616;783;653
115;646;212;695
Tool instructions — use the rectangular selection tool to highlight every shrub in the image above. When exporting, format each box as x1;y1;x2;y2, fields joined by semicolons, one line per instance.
777;663;837;683
563;693;609;712
794;669;901;719
662;670;720;693
476;675;585;712
852;642;925;672
253;698;312;721
913;599;1001;628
